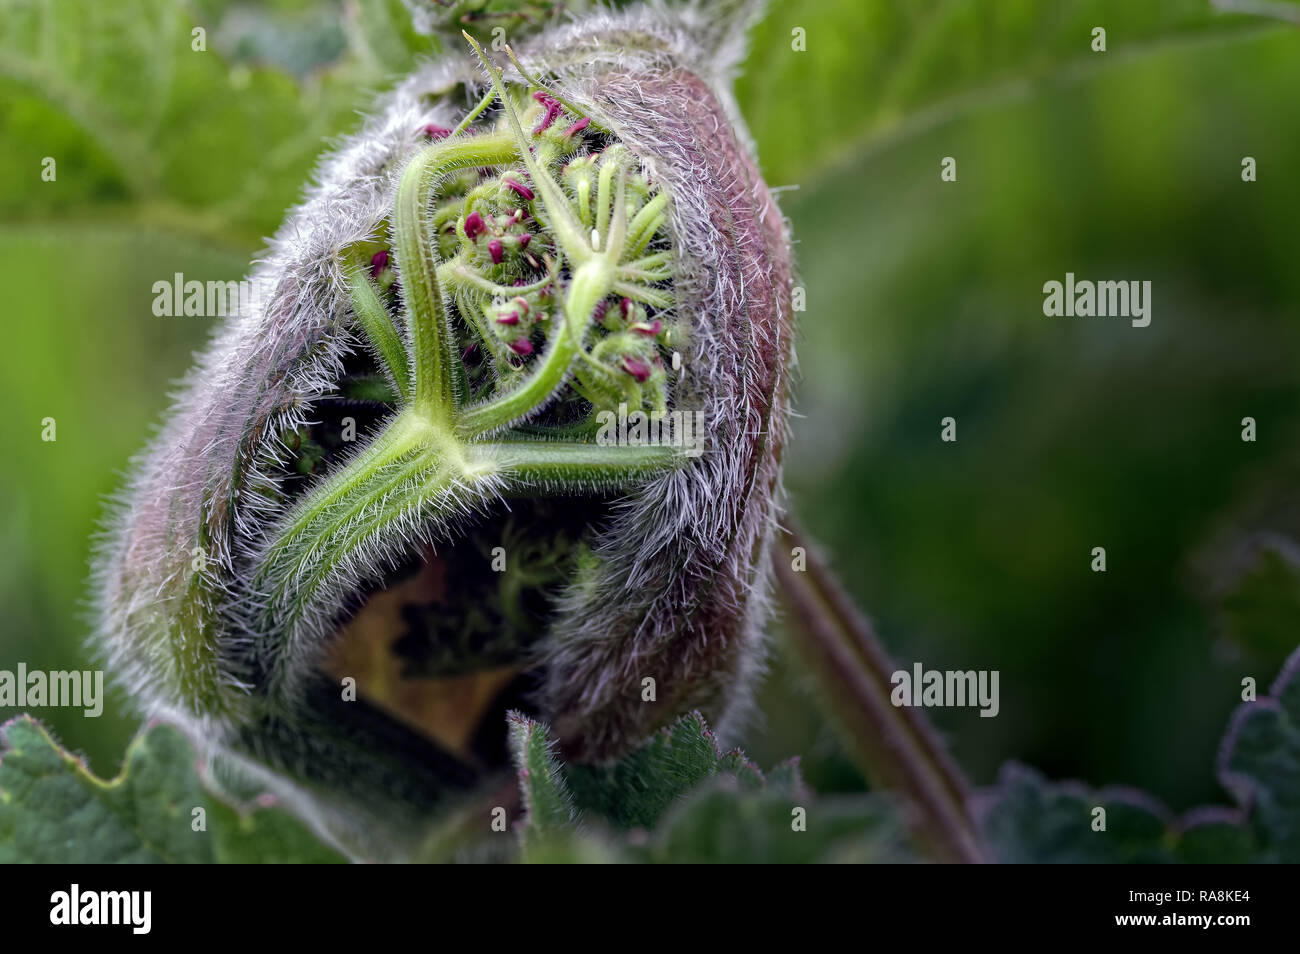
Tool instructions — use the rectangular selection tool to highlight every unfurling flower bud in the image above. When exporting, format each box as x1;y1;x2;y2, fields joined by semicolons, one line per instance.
94;0;793;859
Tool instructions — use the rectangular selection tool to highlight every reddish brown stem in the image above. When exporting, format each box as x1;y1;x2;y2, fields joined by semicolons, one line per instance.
771;521;983;863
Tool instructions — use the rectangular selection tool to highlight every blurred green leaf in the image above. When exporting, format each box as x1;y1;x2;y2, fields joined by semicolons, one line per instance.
737;0;1273;185
514;827;627;864
636;778;911;864
507;710;578;840
0;0;426;243
399;0;568;44
0;226;245;774
1220;645;1300;862
349;0;439;76
777;18;1300;803
1218;539;1300;665
977;762;1251;863
0;716;344;862
979;646;1300;862
512;710;911;863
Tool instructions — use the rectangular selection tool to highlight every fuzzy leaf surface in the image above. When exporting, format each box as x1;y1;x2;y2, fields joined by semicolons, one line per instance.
0;716;344;863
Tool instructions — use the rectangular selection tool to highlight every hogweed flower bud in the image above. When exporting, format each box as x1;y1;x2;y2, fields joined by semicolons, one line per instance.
619;354;653;383
463;210;486;240
94;0;793;858
563;116;591;138
504;176;535;201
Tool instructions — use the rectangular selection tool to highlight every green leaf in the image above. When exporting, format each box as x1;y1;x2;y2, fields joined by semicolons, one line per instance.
738;0;1276;185
0;716;344;863
350;0;440;76
507;710;911;863
1219;645;1300;862
1173;810;1258;865
717;748;769;792
205;794;346;864
978;763;1259;864
1215;538;1300;667
980;646;1300;863
0;0;411;245
779;10;1300;804
764;757;809;798
979;763;1184;863
506;710;577;837
400;0;569;44
0;224;244;774
514;828;627;864
565;711;726;829
638;777;911;864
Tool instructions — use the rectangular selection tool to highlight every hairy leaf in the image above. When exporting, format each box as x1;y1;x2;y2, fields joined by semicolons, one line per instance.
978;645;1300;863
565;711;731;828
507;711;578;838
1219;645;1300;862
0;716;344;863
511;710;910;863
976;763;1240;863
637;778;912;864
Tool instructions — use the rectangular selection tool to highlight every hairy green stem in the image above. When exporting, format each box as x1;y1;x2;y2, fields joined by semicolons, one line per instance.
394;132;519;421
624;191;669;257
490;440;681;489
463;33;591;265
457;257;614;437
345;264;411;402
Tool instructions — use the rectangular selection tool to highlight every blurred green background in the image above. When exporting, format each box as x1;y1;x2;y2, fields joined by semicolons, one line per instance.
2;0;1298;816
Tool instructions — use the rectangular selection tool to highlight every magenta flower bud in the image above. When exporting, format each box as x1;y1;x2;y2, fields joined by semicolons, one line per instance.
369;249;389;276
508;337;534;356
563;117;591;138
464;210;486;240
422;123;452;140
488;238;504;264
631;319;662;336
619;355;653;382
495;311;520;326
531;91;562;134
518;232;531;248
504;176;534;200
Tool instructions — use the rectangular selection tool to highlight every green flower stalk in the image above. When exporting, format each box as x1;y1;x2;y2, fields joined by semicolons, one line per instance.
93;0;793;859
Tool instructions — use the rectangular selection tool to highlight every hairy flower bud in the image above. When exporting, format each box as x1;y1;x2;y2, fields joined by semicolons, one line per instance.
93;0;792;858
